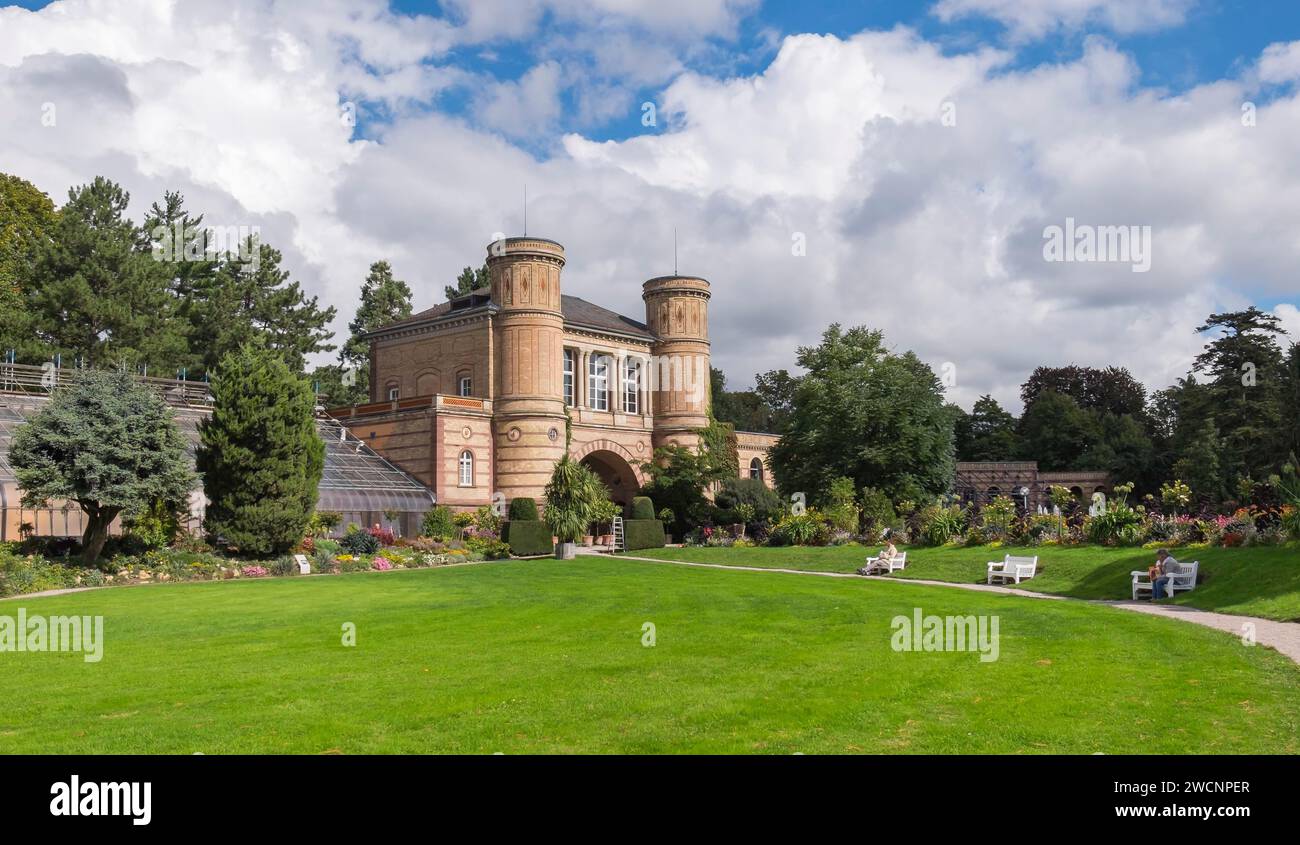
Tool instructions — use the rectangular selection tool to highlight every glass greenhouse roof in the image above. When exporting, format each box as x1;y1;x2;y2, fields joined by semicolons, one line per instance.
0;395;434;514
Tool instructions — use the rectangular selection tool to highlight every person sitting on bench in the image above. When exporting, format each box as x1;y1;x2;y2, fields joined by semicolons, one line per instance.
1151;548;1181;600
857;538;898;576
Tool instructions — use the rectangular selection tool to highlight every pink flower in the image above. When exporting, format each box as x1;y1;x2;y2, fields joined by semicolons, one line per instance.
241;566;268;578
372;557;393;571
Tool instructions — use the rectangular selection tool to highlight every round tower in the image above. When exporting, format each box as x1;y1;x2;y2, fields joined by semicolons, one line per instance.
643;275;711;451
489;237;568;502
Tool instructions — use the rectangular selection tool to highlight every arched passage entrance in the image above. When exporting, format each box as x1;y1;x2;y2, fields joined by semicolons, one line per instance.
573;440;643;508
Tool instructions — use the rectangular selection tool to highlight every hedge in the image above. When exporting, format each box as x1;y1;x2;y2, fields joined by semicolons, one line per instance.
622;519;665;551
503;521;554;556
508;497;539;521
630;496;655;520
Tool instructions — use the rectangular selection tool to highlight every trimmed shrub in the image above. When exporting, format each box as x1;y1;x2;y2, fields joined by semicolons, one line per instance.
421;506;455;541
508;497;539;521
623;519;665;550
630;496;655;520
503;521;554;556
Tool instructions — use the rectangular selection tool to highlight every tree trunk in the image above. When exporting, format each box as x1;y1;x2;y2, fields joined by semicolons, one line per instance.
80;505;120;566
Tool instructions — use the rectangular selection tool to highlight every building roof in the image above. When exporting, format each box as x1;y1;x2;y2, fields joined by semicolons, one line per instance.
374;288;653;341
0;393;434;523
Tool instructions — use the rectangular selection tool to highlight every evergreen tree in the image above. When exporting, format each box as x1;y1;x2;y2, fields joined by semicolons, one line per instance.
141;191;219;376
189;239;336;374
9;371;195;564
197;344;324;557
1280;343;1300;462
27;177;187;370
331;260;412;405
1192;307;1287;488
444;263;488;301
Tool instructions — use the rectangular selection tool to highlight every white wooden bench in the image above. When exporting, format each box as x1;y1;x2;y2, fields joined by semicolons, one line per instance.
859;551;907;576
987;554;1038;585
1131;560;1199;600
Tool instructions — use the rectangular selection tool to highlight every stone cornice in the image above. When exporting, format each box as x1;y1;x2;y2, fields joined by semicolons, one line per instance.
369;306;495;343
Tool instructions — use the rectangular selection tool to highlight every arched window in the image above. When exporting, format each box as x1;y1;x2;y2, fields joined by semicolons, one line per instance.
622;358;641;414
458;450;474;487
385;382;400;401
589;354;611;411
749;457;764;481
563;349;576;406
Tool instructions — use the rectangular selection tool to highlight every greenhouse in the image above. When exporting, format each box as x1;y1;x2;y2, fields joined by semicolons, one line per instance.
0;383;435;542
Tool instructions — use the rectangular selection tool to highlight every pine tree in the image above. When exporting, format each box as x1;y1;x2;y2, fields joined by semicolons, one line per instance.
141;191;218;376
27;177;188;370
190;239;336;374
198;344;324;557
1192;307;1287;491
332;260;412;404
444;264;488;302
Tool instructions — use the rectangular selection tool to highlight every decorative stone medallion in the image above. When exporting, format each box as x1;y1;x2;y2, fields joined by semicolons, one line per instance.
507;426;521;442
462;426;473;440
548;427;559;442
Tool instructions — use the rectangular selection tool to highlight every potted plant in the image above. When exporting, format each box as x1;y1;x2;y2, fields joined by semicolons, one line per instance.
592;499;620;546
658;507;675;544
544;456;605;560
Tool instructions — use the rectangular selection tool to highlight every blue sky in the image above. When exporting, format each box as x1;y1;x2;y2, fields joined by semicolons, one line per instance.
405;0;1297;143
15;0;1293;144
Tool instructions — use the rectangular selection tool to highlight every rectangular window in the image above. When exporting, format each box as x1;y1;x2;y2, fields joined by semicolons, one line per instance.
622;359;640;414
459;376;472;397
563;349;575;406
589;354;609;411
387;387;400;401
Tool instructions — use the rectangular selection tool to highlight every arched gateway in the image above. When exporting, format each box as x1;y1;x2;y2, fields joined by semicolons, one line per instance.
573;439;644;507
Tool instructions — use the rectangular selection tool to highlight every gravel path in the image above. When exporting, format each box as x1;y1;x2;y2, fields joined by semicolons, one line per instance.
610;552;1300;665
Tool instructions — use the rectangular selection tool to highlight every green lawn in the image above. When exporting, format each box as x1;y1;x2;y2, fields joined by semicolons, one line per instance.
630;544;1300;622
2;558;1298;754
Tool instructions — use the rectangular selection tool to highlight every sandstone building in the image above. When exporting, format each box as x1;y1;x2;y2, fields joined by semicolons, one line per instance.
954;461;1113;511
330;236;779;510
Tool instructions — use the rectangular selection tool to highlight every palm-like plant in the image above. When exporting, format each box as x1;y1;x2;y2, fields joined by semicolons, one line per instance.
544;456;605;550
